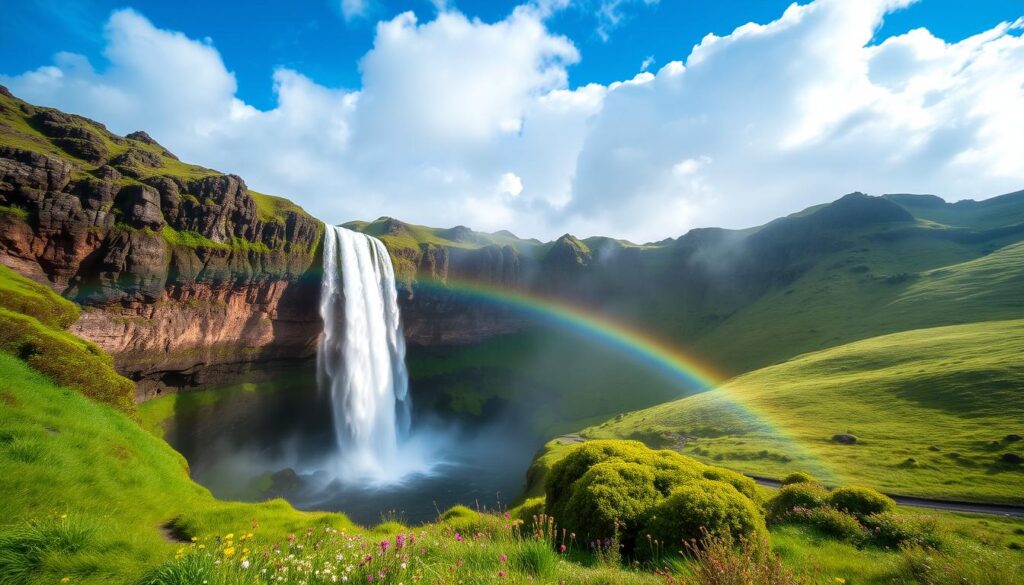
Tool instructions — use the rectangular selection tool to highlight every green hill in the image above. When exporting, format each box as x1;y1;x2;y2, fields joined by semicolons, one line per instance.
581;319;1024;504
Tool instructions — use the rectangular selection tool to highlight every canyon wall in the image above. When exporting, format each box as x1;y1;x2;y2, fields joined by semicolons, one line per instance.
0;88;323;399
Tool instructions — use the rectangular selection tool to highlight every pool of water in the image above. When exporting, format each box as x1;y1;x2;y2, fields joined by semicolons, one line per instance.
162;381;542;525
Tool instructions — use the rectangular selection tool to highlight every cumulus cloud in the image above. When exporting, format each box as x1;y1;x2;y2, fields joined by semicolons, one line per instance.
341;0;370;22
3;0;1024;242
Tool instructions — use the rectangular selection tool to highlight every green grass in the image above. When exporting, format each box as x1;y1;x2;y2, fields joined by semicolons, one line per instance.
250;191;313;225
0;354;355;584
581;319;1024;503
0;266;133;412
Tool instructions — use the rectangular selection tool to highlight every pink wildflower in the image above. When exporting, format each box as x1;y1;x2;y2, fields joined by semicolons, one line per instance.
500;553;507;564
380;540;390;552
560;544;567;553
455;532;463;542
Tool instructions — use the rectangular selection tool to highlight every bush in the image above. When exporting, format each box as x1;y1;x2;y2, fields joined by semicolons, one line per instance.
782;506;865;543
766;483;828;520
561;461;662;542
701;467;760;502
827;486;894;517
546;440;766;550
862;512;942;549
545;440;705;522
510;497;545;522
780;472;817;486
641;480;767;551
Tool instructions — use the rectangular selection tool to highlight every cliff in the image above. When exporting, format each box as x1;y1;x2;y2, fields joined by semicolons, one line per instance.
0;87;323;398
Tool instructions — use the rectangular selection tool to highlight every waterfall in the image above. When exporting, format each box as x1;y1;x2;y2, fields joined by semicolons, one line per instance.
318;225;411;476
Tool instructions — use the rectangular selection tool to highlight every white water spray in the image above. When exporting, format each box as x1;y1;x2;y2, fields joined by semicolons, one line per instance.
318;225;412;479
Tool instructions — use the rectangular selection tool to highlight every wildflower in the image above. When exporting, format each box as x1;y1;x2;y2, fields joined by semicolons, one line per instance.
225;533;234;540
499;554;507;564
504;512;511;520
395;534;406;549
380;540;390;552
288;534;297;542
559;544;567;553
60;578;70;584
224;546;236;557
241;560;251;569
834;580;846;584
498;570;506;578
454;533;463;542
367;575;373;583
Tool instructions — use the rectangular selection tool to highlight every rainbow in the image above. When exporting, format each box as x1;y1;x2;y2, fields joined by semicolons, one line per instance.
415;276;727;392
412;276;840;482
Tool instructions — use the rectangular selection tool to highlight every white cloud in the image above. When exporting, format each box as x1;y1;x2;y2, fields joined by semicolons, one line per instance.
3;1;1024;242
596;0;660;41
640;55;655;72
341;0;370;22
498;172;524;198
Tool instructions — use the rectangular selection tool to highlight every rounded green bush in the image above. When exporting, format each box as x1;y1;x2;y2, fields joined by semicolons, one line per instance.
561;461;662;541
641;480;767;551
785;506;865;542
700;467;760;502
861;513;942;549
780;471;817;486
510;497;545;522
440;505;477;522
545;440;704;523
766;482;829;520
827;486;895;517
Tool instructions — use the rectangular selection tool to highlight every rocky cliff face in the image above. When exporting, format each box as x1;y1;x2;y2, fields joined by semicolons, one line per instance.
0;88;323;398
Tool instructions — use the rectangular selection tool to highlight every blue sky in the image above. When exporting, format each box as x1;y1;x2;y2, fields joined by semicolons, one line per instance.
2;1;1023;241
4;0;1021;110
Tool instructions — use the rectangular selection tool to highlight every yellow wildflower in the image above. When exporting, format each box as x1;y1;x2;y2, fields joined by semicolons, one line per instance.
60;578;70;584
834;579;847;584
224;546;236;557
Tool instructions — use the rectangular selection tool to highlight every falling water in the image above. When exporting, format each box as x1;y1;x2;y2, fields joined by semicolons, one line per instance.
318;225;411;477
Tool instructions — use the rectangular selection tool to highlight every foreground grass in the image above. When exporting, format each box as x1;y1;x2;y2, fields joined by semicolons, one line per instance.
0;354;353;584
581;319;1024;503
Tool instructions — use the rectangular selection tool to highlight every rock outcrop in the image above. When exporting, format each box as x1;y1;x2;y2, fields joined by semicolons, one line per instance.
0;88;323;399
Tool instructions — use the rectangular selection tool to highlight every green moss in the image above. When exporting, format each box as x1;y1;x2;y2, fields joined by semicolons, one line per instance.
161;225;230;251
0;204;29;220
0;265;78;329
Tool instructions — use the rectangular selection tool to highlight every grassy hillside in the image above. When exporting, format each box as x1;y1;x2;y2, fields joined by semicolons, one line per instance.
0;353;356;584
581;320;1024;504
0;265;135;412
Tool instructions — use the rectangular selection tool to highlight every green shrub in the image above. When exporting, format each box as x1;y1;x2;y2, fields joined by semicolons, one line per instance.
780;471;817;486
545;440;704;525
862;512;942;549
766;483;829;520
781;506;865;542
510;497;545;522
827;486;895;517
641;480;767;551
700;467;760;502
562;461;662;541
440;505;477;522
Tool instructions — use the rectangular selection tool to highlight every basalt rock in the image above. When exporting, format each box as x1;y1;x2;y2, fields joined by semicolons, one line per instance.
0;90;324;399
